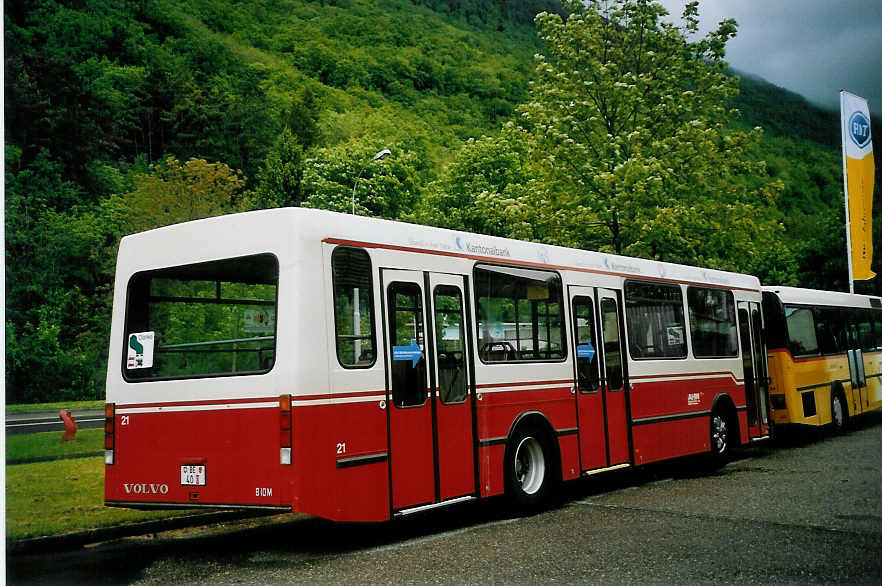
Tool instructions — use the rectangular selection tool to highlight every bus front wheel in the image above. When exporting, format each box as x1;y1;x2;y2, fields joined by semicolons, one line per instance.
709;407;732;465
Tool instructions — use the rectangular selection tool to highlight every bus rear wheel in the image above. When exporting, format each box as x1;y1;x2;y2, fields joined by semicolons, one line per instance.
831;392;848;434
505;426;554;509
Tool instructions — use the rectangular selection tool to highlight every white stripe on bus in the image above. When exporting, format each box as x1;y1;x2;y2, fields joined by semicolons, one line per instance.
117;401;279;414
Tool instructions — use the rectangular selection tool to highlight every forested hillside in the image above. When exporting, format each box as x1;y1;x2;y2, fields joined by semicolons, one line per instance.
4;0;879;403
732;73;880;294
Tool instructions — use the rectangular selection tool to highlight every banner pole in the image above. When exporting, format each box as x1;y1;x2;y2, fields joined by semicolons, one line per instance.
840;90;855;294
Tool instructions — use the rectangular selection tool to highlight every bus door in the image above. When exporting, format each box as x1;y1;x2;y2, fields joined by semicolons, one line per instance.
429;273;475;502
382;270;475;512
844;310;869;415
738;301;770;439
570;286;631;471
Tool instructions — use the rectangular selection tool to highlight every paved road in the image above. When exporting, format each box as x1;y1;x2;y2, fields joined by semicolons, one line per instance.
8;415;881;584
5;408;104;435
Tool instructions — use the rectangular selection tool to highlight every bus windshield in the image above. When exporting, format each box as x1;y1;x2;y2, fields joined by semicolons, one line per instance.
123;253;278;381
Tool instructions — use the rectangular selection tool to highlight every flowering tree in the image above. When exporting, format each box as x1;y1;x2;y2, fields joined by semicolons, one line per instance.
525;0;787;268
427;0;791;277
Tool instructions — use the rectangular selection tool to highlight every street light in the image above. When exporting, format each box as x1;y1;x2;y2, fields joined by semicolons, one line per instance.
351;148;391;215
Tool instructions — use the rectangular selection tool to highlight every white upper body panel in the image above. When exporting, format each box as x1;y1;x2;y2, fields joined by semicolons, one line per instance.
763;286;881;309
107;208;762;404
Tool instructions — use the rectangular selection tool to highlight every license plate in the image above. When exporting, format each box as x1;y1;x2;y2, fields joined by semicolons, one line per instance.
180;465;206;486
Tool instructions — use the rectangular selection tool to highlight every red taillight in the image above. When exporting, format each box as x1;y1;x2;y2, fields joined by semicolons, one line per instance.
104;403;115;464
280;394;292;465
280;394;292;446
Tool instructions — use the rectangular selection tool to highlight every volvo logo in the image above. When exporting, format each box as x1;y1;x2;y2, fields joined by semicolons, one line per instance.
123;482;169;495
848;111;871;148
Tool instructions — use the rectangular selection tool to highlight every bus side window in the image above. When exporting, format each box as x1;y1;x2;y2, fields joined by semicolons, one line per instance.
625;281;687;359
874;309;882;350
687;287;738;358
473;264;566;363
785;306;818;356
332;247;376;368
814;307;845;355
855;309;875;351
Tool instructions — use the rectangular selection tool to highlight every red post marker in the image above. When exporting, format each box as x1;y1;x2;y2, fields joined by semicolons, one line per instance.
59;409;77;441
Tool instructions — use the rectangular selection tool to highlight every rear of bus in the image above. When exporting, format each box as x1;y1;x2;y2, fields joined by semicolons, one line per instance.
104;211;300;512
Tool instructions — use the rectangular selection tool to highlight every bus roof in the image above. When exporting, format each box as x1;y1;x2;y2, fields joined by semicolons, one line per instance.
118;208;761;291
763;285;882;309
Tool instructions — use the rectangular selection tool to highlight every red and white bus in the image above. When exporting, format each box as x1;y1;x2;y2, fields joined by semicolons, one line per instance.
105;208;770;521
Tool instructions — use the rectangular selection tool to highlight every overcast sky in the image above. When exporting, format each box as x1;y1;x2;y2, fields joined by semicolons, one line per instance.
656;0;882;112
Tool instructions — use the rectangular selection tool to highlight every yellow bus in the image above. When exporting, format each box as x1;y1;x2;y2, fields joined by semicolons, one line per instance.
762;287;882;432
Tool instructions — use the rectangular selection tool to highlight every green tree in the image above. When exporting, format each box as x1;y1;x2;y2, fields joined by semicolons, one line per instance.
168;68;281;183
417;125;562;241
286;86;322;151
504;0;790;277
301;144;423;219
245;128;305;210
113;156;248;233
5;146;124;403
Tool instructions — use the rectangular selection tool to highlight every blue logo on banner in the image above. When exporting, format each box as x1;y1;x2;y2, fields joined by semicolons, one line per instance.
848;111;871;148
393;339;423;367
577;343;596;361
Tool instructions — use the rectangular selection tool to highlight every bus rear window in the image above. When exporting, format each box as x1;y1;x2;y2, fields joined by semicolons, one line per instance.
124;254;278;381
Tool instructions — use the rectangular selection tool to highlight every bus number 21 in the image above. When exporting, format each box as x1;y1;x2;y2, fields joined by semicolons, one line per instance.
336;442;346;455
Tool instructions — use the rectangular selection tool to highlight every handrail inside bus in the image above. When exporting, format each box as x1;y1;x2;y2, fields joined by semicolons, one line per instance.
157;336;275;350
148;295;275;307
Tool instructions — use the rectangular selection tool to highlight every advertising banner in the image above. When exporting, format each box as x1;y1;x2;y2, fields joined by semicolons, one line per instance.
840;91;875;283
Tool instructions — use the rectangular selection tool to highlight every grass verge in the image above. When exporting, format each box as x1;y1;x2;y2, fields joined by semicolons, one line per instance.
7;429;104;464
6;400;104;414
6;457;194;540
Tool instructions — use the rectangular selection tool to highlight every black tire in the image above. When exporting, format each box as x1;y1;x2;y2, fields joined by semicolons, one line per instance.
831;391;848;434
709;407;732;465
505;425;555;509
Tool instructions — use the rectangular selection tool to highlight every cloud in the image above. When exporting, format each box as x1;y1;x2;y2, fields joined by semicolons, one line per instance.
656;0;882;110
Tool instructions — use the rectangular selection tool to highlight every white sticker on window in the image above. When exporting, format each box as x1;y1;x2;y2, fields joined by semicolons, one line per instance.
243;308;276;333
666;326;684;347
127;331;155;369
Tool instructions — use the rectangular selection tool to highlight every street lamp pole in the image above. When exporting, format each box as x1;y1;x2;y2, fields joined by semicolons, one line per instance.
351;148;391;215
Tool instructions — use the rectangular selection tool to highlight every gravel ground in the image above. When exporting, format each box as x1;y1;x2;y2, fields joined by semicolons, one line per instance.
9;414;881;585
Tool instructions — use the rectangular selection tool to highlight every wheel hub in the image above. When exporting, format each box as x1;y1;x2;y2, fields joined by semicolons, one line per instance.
832;396;843;428
712;414;728;454
514;436;545;495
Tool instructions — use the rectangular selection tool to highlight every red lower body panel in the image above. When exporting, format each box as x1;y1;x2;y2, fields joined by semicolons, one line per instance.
106;376;746;522
631;417;709;465
629;377;746;464
295;400;390;522
106;406;286;508
476;386;579;496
